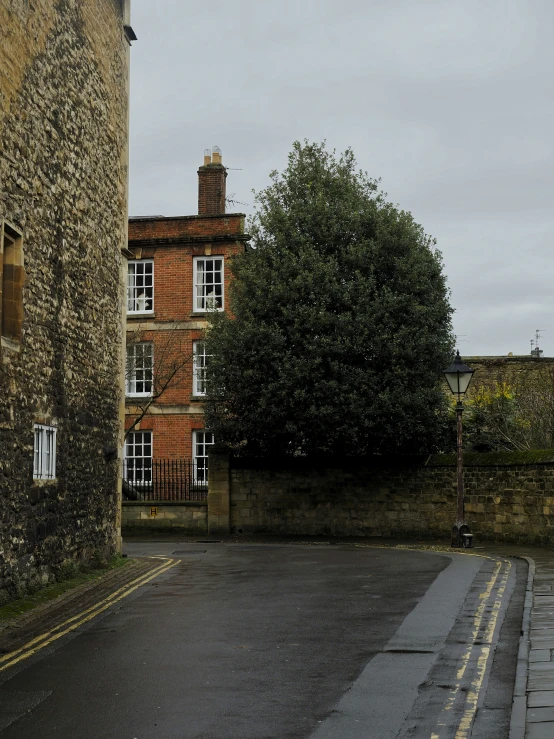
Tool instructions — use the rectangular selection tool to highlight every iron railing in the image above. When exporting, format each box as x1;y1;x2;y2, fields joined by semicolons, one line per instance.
122;458;208;502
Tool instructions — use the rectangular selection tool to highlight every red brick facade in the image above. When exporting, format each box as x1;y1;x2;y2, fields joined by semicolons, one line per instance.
125;150;248;466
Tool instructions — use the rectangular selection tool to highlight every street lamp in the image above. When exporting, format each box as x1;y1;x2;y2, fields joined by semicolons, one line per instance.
443;350;475;547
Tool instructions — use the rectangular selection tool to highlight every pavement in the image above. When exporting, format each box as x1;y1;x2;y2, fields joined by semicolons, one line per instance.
0;535;552;738
447;540;554;739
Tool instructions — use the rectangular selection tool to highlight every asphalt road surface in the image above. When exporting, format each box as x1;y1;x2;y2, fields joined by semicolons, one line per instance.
0;540;526;739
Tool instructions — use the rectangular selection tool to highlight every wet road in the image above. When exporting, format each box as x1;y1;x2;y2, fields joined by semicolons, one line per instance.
0;541;526;738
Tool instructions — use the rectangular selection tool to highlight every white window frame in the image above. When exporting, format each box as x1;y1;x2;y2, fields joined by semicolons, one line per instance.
126;342;154;397
192;430;215;484
127;260;154;315
124;431;153;485
193;257;224;312
192;341;209;396
33;424;57;480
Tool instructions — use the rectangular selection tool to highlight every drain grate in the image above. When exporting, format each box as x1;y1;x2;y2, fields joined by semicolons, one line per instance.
195;540;221;544
173;550;207;555
230;545;283;551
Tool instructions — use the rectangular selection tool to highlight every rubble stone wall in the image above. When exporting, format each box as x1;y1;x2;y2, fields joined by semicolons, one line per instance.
0;0;129;602
467;356;554;393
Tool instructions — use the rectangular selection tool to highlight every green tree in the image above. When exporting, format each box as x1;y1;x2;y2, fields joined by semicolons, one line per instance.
461;375;554;452
205;141;454;457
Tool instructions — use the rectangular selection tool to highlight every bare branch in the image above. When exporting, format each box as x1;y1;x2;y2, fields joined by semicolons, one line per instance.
124;324;195;439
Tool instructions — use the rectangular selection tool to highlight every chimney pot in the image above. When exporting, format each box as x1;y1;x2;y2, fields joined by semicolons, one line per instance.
212;145;222;165
203;148;211;166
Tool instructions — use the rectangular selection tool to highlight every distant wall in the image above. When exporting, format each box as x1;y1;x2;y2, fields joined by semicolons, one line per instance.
207;450;554;546
467;356;554;393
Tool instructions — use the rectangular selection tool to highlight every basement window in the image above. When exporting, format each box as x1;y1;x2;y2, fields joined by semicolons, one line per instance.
1;219;25;347
33;425;57;480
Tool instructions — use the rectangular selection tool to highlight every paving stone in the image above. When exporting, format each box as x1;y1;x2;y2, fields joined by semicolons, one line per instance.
528;691;554;708
528;706;554;722
530;661;554;670
526;721;554;738
530;650;553;662
528;678;554;691
531;638;554;649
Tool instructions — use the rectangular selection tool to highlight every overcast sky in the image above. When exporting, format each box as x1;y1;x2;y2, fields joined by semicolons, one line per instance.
128;0;554;358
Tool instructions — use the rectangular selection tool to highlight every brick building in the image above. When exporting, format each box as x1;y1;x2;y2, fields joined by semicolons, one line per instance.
0;0;133;602
125;148;249;487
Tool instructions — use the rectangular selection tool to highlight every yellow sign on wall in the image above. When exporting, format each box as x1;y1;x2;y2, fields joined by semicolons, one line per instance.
150;507;158;517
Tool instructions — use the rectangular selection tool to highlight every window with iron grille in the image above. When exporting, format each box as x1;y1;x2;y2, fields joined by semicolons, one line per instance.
127;260;154;314
192;430;214;484
126;342;153;396
124;431;152;484
194;257;223;312
33;425;57;480
192;341;209;396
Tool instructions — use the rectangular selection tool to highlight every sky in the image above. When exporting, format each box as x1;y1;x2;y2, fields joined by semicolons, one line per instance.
128;0;554;358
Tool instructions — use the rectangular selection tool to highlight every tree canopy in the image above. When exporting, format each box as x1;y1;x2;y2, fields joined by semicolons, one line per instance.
205;141;454;457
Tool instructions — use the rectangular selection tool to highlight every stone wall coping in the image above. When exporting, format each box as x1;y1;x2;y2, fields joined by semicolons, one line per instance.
427;450;554;467
467;356;554;363
222;449;554;471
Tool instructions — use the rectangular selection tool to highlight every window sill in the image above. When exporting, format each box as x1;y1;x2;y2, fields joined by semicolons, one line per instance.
127;312;155;319
1;336;21;352
190;395;206;402
33;478;58;486
126;394;154;399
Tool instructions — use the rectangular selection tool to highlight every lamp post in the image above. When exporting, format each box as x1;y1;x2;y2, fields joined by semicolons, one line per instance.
443;351;475;547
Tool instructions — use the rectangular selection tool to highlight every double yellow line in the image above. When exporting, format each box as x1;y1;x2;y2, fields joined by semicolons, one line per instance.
0;556;178;673
430;556;512;739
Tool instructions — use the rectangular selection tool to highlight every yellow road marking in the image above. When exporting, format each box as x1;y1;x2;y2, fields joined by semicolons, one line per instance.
356;545;516;739
429;558;512;739
0;557;178;673
454;561;511;739
0;557;175;666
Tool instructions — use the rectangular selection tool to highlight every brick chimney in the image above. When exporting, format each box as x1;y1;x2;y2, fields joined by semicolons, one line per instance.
198;146;227;215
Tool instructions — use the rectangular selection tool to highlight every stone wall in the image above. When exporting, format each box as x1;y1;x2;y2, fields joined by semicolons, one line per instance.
467;356;554;394
220;452;554;546
122;502;208;535
0;0;130;601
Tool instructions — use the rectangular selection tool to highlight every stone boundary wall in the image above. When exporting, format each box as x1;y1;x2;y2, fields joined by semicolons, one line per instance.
122;502;207;534
210;451;554;546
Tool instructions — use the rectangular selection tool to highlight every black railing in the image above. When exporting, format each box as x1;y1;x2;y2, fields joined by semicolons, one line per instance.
122;459;208;502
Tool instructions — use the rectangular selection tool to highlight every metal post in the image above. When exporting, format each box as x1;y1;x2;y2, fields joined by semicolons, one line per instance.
452;399;471;547
456;401;464;526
